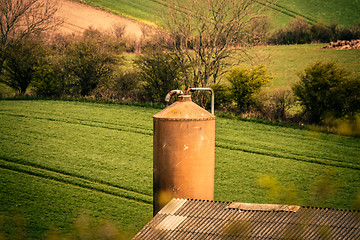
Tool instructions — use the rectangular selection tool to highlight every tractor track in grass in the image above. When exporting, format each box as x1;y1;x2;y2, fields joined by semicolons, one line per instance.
1;110;359;171
256;0;316;24
216;136;360;170
0;111;152;136
215;141;360;171
0;156;152;205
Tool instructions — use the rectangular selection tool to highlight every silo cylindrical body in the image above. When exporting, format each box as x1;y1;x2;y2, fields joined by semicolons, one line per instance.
153;95;215;215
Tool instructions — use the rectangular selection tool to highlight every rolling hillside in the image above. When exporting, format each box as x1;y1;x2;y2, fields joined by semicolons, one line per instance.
276;0;360;27
1;100;359;238
2;0;359;97
78;0;360;27
0;1;359;238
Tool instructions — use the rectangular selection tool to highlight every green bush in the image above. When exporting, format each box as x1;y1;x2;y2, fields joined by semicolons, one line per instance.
269;18;360;45
0;37;48;95
32;64;63;98
210;83;233;111
227;65;272;112
308;22;334;43
134;51;183;103
293;61;360;124
58;29;121;97
256;89;295;121
92;70;143;101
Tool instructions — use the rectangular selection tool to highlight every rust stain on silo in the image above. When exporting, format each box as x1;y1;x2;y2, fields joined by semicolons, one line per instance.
153;95;215;215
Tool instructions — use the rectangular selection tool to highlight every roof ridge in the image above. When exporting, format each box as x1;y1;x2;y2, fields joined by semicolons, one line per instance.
180;198;360;212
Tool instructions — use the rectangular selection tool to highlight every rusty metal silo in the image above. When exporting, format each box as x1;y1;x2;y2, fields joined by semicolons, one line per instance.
153;88;215;215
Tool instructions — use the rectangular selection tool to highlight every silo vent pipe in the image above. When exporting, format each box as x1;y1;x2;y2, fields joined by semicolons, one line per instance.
186;88;214;115
164;90;184;102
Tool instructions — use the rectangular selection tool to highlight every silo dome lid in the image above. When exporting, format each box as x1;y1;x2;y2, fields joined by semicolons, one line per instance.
153;95;215;121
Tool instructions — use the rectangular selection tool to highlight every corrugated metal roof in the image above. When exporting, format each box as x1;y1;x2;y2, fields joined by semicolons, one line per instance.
133;199;360;239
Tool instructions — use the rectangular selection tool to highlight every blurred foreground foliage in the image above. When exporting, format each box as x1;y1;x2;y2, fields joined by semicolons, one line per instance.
0;212;133;240
257;172;360;210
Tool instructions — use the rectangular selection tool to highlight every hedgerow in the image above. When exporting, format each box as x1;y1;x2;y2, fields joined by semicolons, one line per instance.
269;17;360;45
293;61;360;124
1;22;360;131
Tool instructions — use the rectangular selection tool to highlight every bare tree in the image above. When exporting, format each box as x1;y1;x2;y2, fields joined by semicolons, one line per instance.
0;0;60;70
163;0;272;89
58;28;120;97
1;36;47;95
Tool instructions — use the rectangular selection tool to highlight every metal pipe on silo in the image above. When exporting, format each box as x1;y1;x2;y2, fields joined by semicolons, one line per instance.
185;87;214;115
153;89;215;215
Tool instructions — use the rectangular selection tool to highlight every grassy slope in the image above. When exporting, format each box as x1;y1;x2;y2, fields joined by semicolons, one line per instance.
0;168;151;239
1;100;359;238
215;117;360;206
276;0;360;26
79;0;360;27
0;100;156;238
79;0;164;23
246;44;360;91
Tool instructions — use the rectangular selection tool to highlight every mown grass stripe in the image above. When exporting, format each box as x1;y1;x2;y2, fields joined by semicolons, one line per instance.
0;159;152;205
2;110;359;171
4;108;153;132
0;111;153;136
215;142;360;170
257;0;316;24
0;156;152;200
216;137;358;166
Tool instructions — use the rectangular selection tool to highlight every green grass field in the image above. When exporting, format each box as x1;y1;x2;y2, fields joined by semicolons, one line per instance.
1;100;359;238
275;0;360;27
1;2;359;238
79;0;360;27
79;0;165;23
245;44;360;91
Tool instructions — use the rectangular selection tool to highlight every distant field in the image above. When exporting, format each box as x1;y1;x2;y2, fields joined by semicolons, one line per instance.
1;100;359;238
122;43;360;92
2;1;359;97
245;44;360;91
275;0;360;27
1;44;359;97
79;0;360;27
78;0;164;23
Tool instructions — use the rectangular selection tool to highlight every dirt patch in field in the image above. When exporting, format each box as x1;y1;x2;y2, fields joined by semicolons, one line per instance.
52;0;144;39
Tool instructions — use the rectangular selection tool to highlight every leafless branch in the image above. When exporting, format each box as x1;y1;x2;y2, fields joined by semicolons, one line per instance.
164;0;273;88
0;0;61;69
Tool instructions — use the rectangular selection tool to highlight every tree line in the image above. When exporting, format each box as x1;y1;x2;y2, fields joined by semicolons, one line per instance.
268;17;360;45
0;0;359;132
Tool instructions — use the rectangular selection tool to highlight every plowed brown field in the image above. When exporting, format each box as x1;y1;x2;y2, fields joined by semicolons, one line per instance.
53;0;143;38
